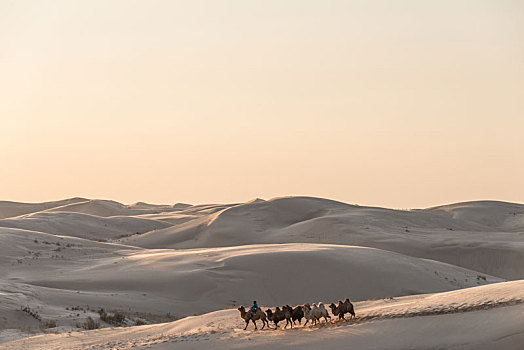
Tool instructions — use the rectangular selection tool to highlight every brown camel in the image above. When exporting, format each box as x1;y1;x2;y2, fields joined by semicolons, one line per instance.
343;298;356;319
329;302;345;320
266;306;292;329
284;304;304;325
237;306;269;330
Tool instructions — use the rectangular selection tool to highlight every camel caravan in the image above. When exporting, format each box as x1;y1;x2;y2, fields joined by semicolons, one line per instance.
237;298;355;330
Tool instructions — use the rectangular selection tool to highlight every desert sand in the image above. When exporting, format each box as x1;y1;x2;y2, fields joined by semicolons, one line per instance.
0;196;522;349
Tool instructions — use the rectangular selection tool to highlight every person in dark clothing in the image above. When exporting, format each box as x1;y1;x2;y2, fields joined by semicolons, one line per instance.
250;300;259;315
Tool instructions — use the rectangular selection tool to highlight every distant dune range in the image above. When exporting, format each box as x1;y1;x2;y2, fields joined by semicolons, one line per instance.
0;212;171;241
122;197;524;280
1;197;523;279
0;198;88;219
0;196;523;347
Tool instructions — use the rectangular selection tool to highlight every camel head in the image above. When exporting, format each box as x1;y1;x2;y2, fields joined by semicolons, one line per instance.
329;303;339;313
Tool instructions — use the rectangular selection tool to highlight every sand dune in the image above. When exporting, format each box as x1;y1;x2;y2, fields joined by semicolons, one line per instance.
1;239;500;331
0;212;172;241
0;198;187;220
0;227;136;271
124;197;524;279
3;280;523;350
0;198;87;219
427;200;524;232
24;244;501;314
43;199;180;217
0;196;522;348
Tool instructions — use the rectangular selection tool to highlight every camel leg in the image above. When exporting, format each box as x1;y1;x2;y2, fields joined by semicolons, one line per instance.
244;319;249;330
289;318;293;328
304;319;309;326
252;319;257;330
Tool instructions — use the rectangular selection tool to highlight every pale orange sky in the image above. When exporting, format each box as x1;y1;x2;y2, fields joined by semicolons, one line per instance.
1;0;523;208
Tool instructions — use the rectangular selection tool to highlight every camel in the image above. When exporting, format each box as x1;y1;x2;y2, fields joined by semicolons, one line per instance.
342;298;356;319
317;303;331;323
284;304;304;325
329;302;344;320
329;299;353;320
303;303;330;326
237;306;269;330
303;303;316;326
266;306;292;329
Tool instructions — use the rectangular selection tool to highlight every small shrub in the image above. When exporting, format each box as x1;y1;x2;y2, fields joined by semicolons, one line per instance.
98;309;126;325
40;320;57;329
82;317;100;330
20;306;41;321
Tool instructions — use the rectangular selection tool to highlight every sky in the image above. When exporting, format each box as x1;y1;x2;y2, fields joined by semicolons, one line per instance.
1;0;523;208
